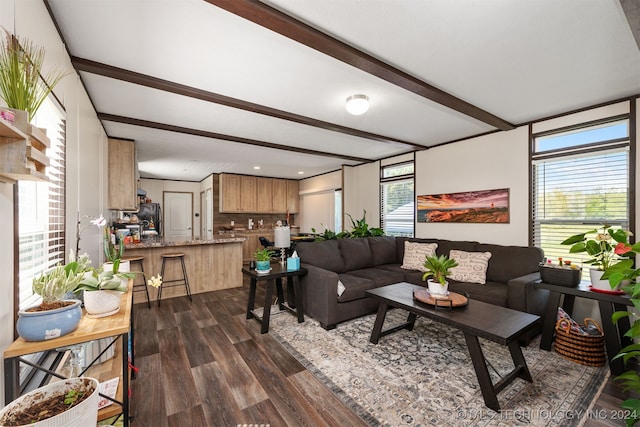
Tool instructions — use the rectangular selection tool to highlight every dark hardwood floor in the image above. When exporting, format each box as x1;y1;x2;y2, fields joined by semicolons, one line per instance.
129;280;630;427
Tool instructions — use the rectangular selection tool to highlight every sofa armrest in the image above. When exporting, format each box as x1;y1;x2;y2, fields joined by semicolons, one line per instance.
299;263;340;327
507;271;549;316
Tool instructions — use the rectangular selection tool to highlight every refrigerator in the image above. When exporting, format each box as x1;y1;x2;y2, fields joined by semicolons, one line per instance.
137;203;162;237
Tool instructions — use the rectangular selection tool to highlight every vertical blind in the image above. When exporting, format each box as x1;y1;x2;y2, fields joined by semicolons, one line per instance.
380;162;414;237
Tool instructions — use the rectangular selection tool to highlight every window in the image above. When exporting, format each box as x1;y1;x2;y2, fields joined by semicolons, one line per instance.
381;162;414;237
532;117;631;279
17;98;66;309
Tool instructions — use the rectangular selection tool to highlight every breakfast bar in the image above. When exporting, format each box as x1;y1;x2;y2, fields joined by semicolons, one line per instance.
124;236;246;304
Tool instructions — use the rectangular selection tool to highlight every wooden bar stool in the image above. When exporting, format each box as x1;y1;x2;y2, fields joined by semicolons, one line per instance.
123;256;150;309
158;253;192;307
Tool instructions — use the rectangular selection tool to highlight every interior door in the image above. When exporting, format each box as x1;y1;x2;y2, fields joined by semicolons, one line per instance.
163;192;193;241
205;188;213;240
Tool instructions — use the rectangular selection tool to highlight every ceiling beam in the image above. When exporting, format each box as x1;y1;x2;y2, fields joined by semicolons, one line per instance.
72;57;426;150
206;0;515;131
98;113;372;163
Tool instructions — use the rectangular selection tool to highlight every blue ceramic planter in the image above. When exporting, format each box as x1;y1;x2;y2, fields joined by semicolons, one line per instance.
17;300;82;341
256;260;271;271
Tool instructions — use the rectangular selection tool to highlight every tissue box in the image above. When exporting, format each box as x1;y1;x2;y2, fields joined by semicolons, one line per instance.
287;257;300;271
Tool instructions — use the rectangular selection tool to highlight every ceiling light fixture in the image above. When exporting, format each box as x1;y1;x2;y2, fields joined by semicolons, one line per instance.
345;94;369;115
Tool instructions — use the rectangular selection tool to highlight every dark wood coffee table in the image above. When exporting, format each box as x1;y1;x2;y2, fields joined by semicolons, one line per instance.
366;282;540;412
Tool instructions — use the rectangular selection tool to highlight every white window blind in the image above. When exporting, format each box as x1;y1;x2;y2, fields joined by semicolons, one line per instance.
381;162;414;237
532;118;630;279
18;98;66;310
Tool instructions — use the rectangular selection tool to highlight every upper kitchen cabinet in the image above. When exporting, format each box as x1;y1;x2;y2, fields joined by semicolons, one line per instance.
108;138;137;211
286;180;299;213
220;173;257;213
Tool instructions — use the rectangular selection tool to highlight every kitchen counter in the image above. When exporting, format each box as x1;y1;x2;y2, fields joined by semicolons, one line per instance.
123;237;245;304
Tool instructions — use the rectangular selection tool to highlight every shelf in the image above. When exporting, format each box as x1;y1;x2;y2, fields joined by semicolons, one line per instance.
0;118;50;182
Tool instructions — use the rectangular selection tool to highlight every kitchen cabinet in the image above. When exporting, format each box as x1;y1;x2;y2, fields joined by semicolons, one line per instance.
237;231;274;262
0;117;49;182
108;138;137;210
272;179;288;213
256;177;273;213
286;180;300;213
220;174;257;212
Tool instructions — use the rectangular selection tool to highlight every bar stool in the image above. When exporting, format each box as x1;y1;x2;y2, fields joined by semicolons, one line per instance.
123;256;150;309
158;253;192;307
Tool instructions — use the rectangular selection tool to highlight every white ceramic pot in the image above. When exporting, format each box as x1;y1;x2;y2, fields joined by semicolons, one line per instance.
83;289;123;318
103;260;130;289
427;279;449;297
589;268;617;291
0;377;99;427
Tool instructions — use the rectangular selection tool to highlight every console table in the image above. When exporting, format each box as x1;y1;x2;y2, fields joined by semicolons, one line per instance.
3;288;134;425
536;281;633;375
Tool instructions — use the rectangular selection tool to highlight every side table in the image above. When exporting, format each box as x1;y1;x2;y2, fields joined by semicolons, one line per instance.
243;263;307;333
536;281;633;375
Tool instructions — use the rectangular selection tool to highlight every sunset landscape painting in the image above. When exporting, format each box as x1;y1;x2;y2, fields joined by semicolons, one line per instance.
417;188;510;223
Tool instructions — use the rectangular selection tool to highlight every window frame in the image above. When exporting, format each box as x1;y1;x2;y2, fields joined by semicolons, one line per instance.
380;160;415;237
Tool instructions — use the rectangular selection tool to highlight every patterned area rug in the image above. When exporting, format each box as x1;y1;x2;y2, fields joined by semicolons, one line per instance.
268;309;609;427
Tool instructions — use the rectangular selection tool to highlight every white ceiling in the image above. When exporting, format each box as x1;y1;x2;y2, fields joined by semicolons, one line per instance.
46;0;640;182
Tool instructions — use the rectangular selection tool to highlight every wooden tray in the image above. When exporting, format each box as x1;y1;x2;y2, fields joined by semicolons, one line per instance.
413;289;469;308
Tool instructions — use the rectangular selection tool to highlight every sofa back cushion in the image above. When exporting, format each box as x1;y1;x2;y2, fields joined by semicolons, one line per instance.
435;239;480;257
339;238;374;271
476;243;544;283
368;236;398;265
295;240;346;273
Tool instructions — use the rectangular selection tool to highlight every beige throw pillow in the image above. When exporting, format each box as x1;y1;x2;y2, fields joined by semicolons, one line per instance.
401;241;438;272
447;250;492;284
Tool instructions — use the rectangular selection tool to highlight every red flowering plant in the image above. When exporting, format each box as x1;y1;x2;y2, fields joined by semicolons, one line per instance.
561;224;634;272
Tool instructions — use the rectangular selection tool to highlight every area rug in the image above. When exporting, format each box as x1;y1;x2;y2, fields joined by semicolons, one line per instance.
268;309;609;427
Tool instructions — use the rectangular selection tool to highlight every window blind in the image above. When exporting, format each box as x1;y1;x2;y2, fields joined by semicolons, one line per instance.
380;162;414;237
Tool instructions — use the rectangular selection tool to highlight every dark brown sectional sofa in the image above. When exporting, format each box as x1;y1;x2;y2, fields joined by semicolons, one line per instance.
294;236;548;344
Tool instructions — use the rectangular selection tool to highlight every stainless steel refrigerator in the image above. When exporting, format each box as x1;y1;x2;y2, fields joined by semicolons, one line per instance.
137;203;162;237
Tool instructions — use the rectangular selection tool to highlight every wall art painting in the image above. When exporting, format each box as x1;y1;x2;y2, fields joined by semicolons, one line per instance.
417;188;509;223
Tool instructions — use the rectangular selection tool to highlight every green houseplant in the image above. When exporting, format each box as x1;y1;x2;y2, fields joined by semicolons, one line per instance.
254;247;275;271
422;254;458;296
0;31;68;121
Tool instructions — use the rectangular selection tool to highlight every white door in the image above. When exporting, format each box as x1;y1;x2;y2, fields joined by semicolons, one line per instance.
200;191;206;238
205;188;213;240
164;192;193;241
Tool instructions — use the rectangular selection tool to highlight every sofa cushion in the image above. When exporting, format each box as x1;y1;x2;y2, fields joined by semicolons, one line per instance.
368;236;398;265
339;238;374;271
435;239;479;257
476;243;543;283
336;273;378;303
448;250;492;284
296;240;346;273
395;237;439;265
448;280;507;307
348;268;405;288
401;241;438;271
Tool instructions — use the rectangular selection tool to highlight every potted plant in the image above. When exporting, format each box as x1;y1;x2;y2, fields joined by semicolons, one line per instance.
254;247;275;272
0;31;68;127
422;254;459;297
561;224;634;290
17;254;91;341
0;377;99;426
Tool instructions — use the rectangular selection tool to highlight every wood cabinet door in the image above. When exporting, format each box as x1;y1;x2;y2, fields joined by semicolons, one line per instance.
256;177;273;213
271;179;288;213
286;180;300;213
108;138;137;210
220;174;241;212
241;176;257;212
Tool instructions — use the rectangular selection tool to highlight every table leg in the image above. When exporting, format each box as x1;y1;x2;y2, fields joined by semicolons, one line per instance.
598;301;625;375
562;294;576;316
246;278;257;320
406;312;417;331
540;290;562;351
122;332;130;426
369;302;389;344
614;302;632;348
276;278;285;311
464;333;500;412
4;357;18;404
508;340;533;382
261;279;274;334
293;276;304;323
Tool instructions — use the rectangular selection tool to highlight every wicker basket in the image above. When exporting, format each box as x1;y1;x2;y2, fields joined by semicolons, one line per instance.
554;318;605;367
539;265;581;287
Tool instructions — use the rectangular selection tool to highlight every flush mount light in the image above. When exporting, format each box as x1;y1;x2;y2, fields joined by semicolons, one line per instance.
253;166;261;170
345;94;369;115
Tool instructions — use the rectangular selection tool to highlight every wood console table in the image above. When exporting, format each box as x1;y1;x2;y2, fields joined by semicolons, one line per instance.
3;287;134;425
536;281;633;375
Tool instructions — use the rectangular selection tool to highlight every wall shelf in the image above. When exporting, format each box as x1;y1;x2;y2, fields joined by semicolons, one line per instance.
0;117;50;183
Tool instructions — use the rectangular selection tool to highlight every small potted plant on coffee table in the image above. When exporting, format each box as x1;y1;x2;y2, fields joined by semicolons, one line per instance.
254;247;275;273
422;254;459;298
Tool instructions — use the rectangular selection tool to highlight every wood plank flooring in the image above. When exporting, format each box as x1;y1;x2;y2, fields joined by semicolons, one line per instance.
129;280;631;427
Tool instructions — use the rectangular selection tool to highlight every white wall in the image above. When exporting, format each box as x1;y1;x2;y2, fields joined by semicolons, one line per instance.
0;0;108;404
298;170;341;233
343;161;380;228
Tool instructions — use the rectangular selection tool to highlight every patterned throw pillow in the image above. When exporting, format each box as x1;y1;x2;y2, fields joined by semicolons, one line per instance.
447;250;492;284
401;242;438;272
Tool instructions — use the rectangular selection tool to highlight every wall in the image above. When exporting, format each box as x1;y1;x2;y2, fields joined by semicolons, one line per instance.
299;170;342;233
343;161;381;228
0;0;109;404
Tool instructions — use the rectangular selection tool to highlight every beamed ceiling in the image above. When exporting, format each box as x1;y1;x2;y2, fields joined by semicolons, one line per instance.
45;0;640;182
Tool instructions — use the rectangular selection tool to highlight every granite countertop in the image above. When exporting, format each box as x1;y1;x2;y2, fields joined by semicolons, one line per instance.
124;235;246;249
